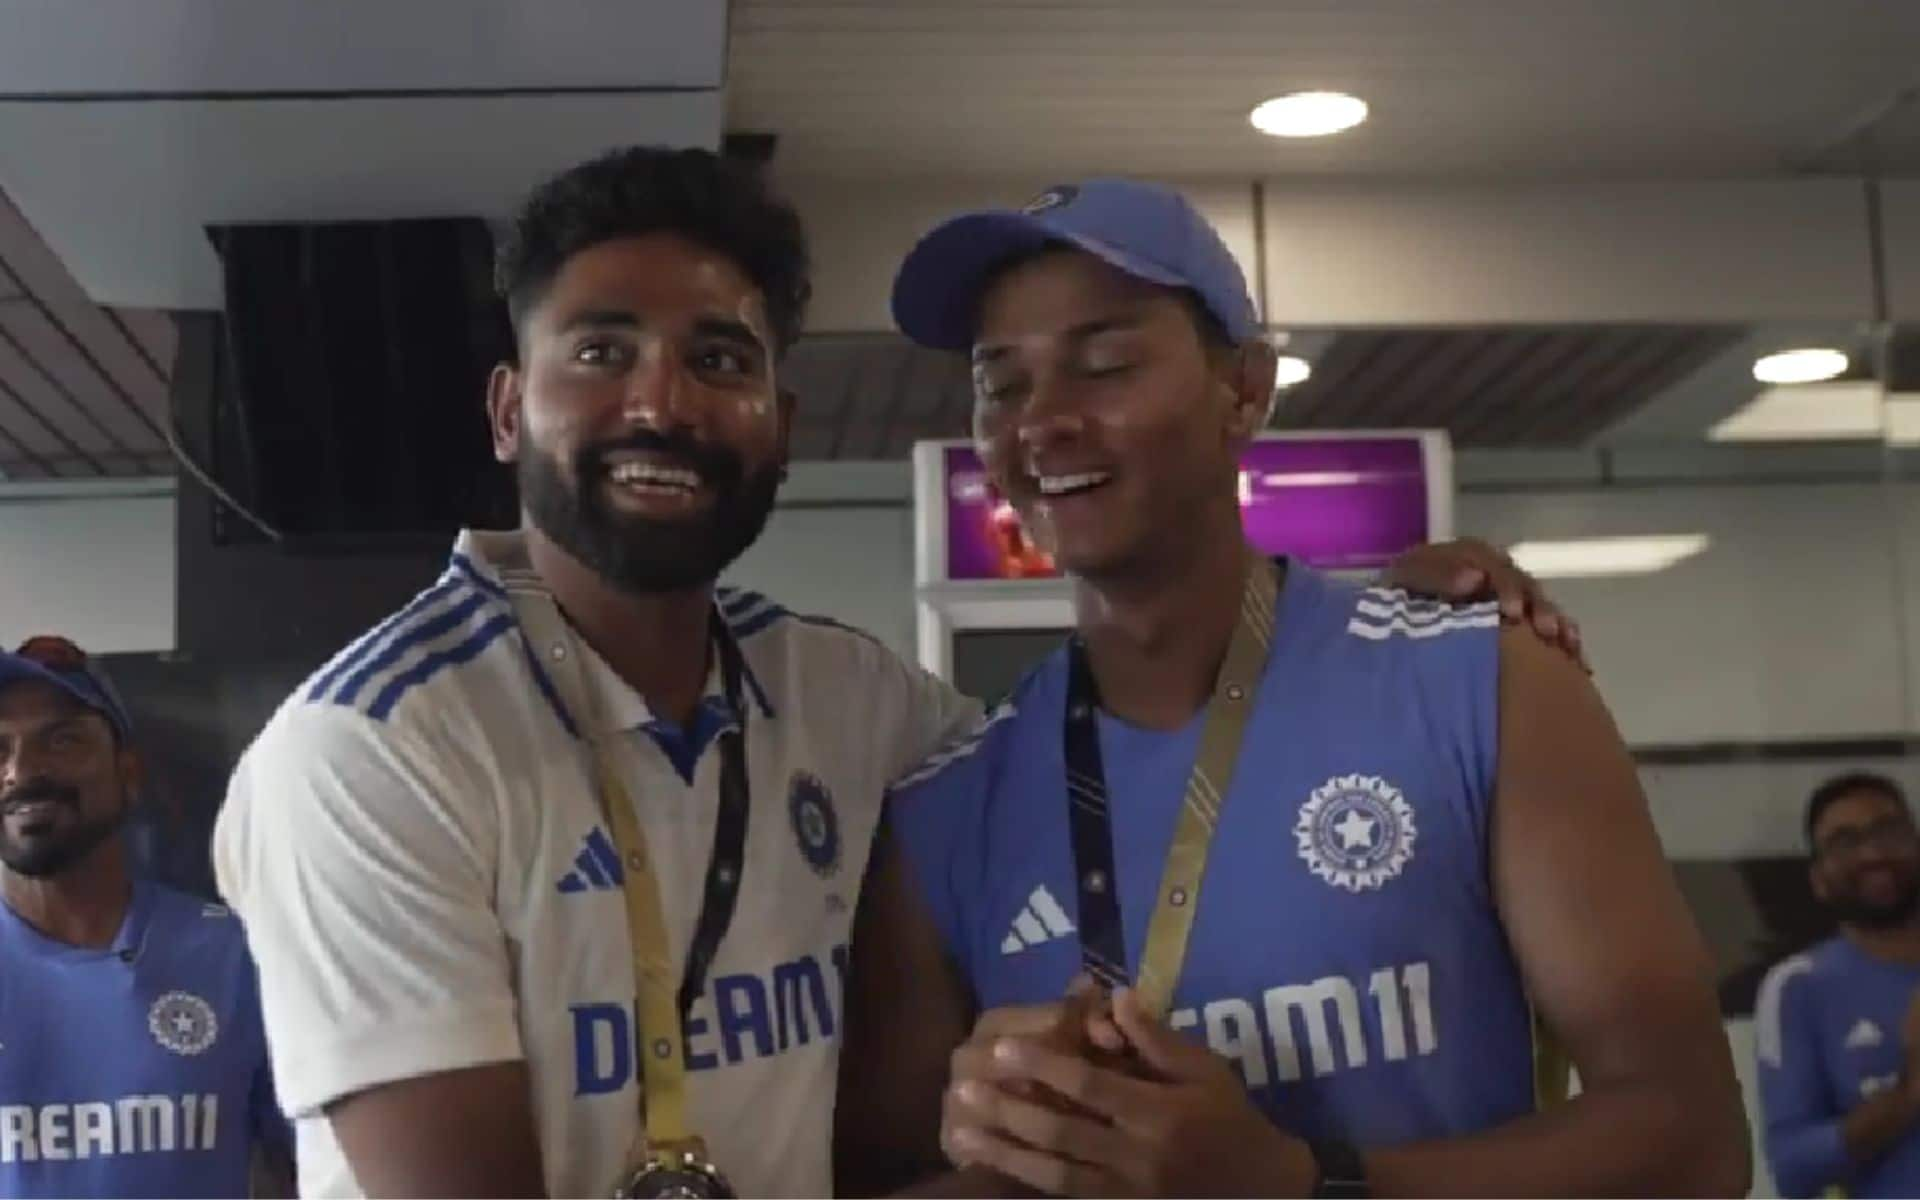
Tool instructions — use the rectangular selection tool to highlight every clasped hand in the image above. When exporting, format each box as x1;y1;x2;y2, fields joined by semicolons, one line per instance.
940;982;1315;1197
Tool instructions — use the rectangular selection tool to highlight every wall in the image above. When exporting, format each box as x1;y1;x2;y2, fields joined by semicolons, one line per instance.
0;479;176;652
727;460;1920;750
5;457;1910;752
1456;480;1920;745
725;505;916;658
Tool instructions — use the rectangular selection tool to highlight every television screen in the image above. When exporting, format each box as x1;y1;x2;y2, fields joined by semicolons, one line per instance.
938;436;1438;583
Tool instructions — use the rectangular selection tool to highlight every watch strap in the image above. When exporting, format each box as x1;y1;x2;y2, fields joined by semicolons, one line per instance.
1309;1138;1370;1199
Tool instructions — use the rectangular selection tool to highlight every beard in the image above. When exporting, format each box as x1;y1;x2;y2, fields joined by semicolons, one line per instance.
519;429;781;595
0;779;125;879
1828;873;1920;930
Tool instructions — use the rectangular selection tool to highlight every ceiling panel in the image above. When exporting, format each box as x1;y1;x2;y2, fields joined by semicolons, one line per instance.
1276;326;1745;448
0;310;125;458
0;0;724;96
0;188;174;480
778;325;1753;461
0;304;165;453
0;91;724;308
730;0;1920;179
783;334;972;461
105;308;178;382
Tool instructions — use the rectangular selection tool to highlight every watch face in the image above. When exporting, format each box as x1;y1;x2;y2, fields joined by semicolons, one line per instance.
1311;1139;1370;1199
613;1160;735;1199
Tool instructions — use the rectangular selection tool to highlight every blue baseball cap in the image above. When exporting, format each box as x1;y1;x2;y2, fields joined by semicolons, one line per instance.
891;178;1260;352
0;636;133;741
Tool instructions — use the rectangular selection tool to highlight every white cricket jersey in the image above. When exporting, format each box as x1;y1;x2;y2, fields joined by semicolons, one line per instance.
212;529;980;1198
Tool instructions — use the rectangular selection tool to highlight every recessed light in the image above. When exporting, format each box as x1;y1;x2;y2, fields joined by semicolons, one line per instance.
1752;348;1848;385
1273;355;1312;387
1250;92;1369;139
1507;535;1710;580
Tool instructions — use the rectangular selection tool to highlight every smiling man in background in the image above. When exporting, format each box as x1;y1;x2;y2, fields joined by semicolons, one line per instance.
1758;772;1920;1198
1;635;288;1199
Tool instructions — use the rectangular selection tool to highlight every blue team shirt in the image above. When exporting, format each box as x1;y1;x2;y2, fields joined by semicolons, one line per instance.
890;562;1538;1145
0;879;287;1198
1757;935;1920;1197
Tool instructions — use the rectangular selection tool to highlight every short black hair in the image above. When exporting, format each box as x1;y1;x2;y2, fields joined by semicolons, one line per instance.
1806;771;1910;845
494;145;811;354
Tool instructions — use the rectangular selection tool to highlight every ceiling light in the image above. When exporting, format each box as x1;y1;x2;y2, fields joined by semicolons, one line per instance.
1709;381;1883;442
1250;92;1369;138
1273;355;1312;387
1752;348;1848;385
1507;535;1710;580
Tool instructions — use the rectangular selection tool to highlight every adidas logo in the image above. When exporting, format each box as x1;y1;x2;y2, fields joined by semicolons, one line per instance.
1000;885;1076;955
557;828;625;894
1846;1018;1885;1051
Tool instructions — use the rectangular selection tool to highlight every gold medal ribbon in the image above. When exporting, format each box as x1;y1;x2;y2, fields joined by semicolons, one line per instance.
498;556;716;1182
1132;553;1279;1017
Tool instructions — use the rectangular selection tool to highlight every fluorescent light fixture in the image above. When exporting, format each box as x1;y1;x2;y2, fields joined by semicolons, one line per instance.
1708;381;1884;442
1508;535;1710;579
1888;395;1920;448
1752;347;1848;385
1250;92;1369;138
1273;355;1312;387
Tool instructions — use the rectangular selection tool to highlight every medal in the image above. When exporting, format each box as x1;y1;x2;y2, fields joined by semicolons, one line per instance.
612;1142;736;1199
501;555;752;1199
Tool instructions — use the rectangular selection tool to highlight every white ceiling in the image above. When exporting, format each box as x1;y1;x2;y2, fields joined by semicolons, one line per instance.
0;93;724;309
0;0;724;96
0;0;726;309
728;0;1920;180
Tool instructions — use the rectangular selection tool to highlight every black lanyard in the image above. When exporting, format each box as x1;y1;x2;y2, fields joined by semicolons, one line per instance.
674;613;751;1020
1062;636;1129;990
1058;556;1282;1004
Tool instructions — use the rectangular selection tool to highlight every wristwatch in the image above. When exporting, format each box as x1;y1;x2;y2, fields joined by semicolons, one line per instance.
1309;1138;1370;1199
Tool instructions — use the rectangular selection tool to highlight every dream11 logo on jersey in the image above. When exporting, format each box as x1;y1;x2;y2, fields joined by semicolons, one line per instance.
1169;961;1438;1087
569;947;849;1094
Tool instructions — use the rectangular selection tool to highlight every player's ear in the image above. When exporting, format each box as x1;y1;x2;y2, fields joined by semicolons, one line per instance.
774;386;795;479
489;363;525;464
1222;338;1278;446
117;744;145;811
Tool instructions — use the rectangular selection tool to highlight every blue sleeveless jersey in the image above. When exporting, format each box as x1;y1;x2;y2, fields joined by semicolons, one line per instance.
888;562;1535;1145
0;881;288;1197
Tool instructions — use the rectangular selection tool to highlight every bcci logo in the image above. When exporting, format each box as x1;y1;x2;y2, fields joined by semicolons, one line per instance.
148;990;219;1056
788;771;841;878
1295;774;1416;893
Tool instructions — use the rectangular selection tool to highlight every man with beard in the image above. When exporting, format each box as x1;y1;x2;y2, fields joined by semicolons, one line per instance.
213;147;1584;1200
1757;772;1920;1197
1;636;289;1198
212;146;957;1200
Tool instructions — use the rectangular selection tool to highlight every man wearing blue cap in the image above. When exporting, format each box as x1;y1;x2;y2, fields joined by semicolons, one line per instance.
836;180;1749;1197
0;635;289;1198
